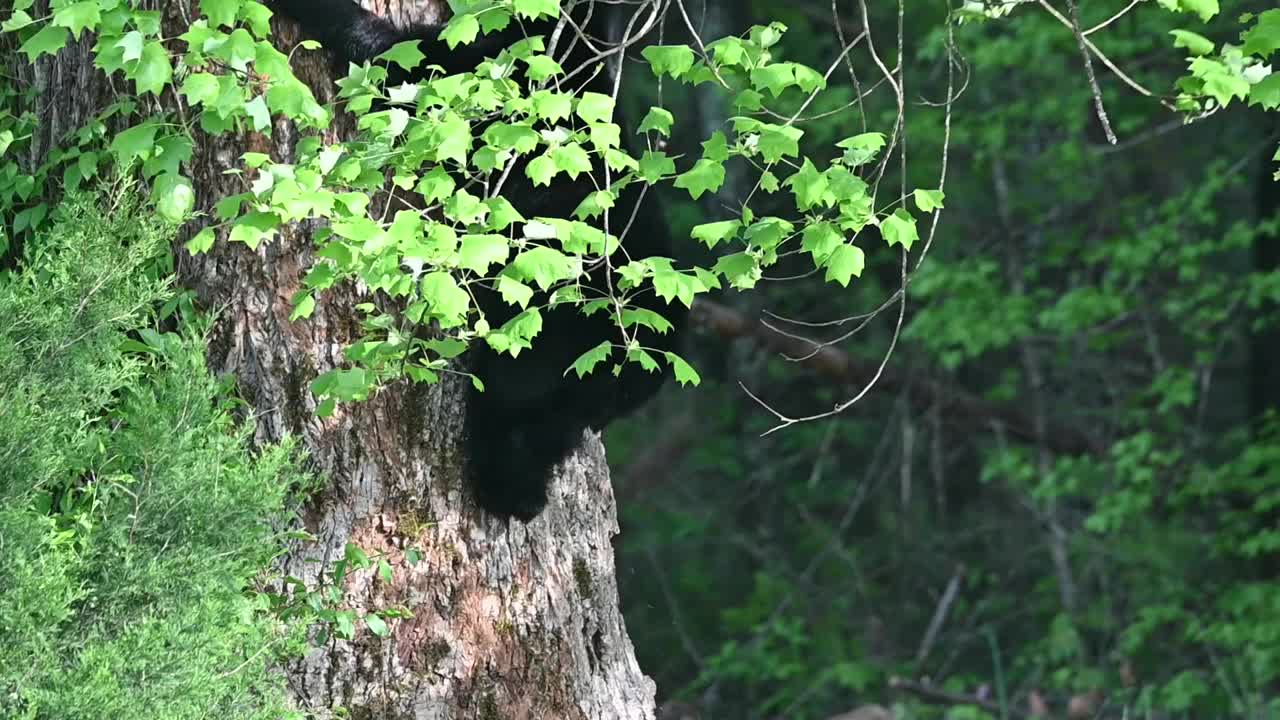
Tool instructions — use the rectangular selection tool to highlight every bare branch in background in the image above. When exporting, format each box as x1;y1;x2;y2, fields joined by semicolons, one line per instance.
915;564;966;665
1035;0;1170;107
1064;0;1117;144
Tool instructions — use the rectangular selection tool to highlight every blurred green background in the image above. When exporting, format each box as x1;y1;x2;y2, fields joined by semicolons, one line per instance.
609;2;1280;717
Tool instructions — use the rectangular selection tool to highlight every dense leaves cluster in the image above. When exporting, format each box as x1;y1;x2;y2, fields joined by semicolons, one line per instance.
2;0;933;408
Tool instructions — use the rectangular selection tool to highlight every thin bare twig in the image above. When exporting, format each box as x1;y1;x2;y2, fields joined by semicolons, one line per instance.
742;1;959;431
1035;0;1169;106
1064;0;1117;144
693;300;1099;455
1084;0;1141;36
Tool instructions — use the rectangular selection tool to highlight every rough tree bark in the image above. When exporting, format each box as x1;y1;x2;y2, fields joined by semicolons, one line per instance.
10;1;657;717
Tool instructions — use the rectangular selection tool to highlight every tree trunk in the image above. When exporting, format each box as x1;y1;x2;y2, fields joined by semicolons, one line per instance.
11;1;656;717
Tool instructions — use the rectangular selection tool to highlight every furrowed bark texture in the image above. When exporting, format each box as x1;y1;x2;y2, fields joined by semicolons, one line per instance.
9;2;656;717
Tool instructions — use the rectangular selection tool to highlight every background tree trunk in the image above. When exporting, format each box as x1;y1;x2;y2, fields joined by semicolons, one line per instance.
11;1;657;717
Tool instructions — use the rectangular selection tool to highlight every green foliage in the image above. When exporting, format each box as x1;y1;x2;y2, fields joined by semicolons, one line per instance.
267;540;419;646
0;193;303;719
0;0;930;408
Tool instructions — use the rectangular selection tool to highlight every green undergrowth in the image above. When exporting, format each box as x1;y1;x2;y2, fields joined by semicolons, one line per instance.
0;190;306;720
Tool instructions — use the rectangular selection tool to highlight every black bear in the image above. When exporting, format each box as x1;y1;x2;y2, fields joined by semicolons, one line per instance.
272;0;687;520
